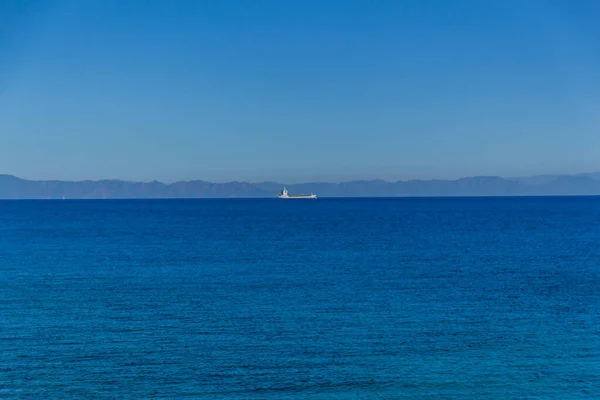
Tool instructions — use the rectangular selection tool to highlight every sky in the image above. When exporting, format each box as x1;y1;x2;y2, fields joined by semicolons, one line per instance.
1;0;600;183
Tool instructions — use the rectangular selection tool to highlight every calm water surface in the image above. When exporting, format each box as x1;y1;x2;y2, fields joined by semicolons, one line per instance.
1;198;599;399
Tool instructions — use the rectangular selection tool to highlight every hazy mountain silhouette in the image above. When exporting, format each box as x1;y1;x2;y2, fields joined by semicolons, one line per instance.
2;173;600;199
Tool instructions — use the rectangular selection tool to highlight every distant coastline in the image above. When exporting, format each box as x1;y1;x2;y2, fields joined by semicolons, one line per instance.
2;173;600;199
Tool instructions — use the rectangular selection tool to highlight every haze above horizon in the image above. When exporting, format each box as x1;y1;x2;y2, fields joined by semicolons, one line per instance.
1;0;600;183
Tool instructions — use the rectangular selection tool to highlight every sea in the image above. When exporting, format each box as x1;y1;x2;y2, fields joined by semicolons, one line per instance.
1;197;599;399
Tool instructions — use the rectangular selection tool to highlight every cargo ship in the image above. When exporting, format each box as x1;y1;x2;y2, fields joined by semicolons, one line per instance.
277;187;317;199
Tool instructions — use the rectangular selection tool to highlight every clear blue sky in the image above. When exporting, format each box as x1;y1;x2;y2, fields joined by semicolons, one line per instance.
1;0;599;183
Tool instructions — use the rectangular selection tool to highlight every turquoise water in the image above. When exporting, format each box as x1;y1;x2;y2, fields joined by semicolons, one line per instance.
1;197;599;398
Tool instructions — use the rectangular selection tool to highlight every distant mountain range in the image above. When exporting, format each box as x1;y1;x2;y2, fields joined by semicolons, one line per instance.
2;173;600;199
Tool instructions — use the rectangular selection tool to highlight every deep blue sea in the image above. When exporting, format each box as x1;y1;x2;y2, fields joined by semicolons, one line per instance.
1;197;600;399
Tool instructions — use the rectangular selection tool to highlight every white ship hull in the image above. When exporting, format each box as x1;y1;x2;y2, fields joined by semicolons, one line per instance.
278;194;317;199
277;187;317;199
